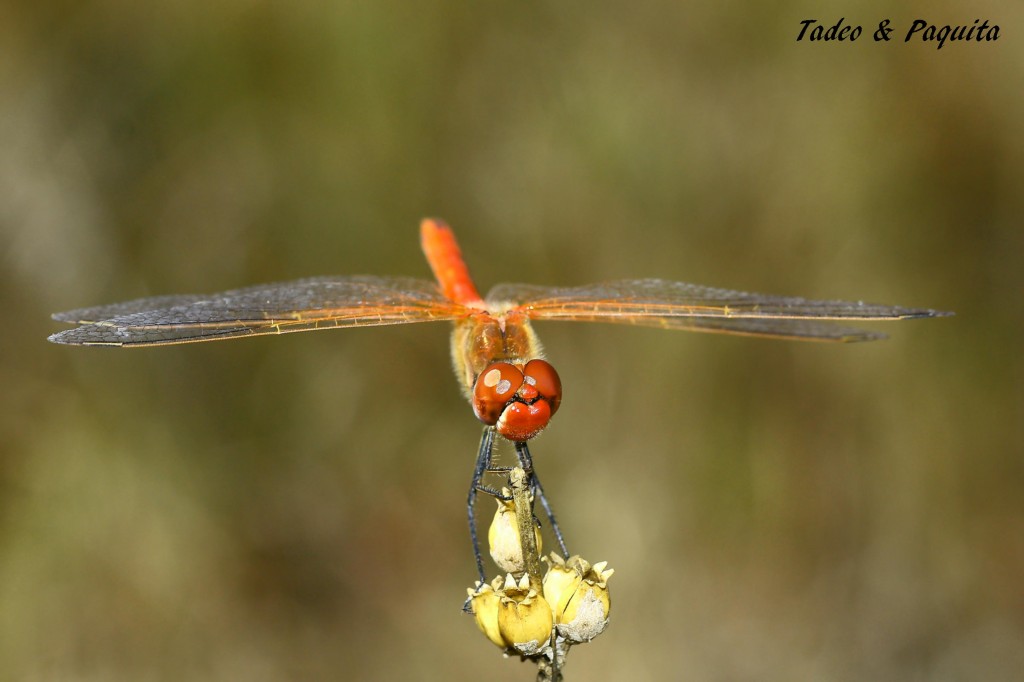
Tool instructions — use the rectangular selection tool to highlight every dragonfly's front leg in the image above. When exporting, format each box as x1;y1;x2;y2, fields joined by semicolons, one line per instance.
467;426;497;583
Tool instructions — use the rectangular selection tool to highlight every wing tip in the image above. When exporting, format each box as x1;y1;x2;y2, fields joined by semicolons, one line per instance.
47;330;85;345
48;328;125;347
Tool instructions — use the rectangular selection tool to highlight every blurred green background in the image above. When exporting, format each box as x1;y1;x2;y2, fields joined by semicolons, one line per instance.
2;0;1021;679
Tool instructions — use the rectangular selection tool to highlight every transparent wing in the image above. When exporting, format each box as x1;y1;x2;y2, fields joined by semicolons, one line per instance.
487;279;952;342
49;276;468;346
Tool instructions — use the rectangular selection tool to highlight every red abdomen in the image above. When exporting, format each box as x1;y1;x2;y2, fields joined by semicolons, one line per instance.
420;218;483;305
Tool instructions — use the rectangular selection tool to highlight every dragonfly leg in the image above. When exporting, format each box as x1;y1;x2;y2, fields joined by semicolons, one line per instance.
475;484;510;499
467;426;496;584
514;441;569;558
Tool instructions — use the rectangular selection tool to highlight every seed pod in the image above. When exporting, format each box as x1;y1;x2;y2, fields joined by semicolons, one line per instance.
496;574;554;655
467;578;505;648
543;554;614;643
488;492;542;573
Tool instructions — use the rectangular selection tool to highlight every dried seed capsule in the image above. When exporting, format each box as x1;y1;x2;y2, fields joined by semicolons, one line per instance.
467;578;505;648
543;554;614;643
488;493;542;573
542;553;584;616
497;574;554;655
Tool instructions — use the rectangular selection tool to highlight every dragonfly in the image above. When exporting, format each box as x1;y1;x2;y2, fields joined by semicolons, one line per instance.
49;218;951;579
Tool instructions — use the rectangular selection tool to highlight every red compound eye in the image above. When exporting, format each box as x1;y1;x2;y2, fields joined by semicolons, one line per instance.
472;363;524;425
523;359;561;417
473;359;563;442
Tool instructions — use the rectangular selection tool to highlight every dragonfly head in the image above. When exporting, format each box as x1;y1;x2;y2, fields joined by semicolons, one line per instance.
472;359;561;442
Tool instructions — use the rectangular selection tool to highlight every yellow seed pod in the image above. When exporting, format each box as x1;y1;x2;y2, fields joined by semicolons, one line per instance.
467;579;505;648
487;493;542;573
542;553;584;617
548;556;614;643
496;574;554;655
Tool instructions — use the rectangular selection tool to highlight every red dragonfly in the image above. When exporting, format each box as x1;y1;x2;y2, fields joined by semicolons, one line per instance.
49;219;951;577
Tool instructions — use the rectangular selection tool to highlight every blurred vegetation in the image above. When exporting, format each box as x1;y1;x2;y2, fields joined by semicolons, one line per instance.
2;0;1021;679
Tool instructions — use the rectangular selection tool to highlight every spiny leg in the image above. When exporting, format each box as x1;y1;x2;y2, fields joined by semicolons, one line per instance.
514;440;569;558
467;426;496;584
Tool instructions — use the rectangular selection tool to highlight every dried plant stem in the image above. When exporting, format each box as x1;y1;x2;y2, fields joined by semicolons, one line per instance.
535;638;568;682
509;467;543;589
509;467;566;681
